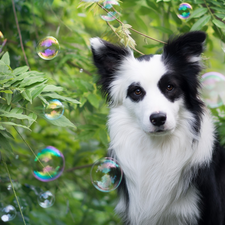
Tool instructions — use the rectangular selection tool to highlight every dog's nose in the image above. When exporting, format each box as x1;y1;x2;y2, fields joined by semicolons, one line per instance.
150;112;167;126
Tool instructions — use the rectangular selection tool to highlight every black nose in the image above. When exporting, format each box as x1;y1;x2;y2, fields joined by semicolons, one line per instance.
150;112;167;126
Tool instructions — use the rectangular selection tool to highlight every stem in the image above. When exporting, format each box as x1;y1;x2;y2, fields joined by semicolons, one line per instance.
11;0;30;70
66;163;93;172
3;160;27;225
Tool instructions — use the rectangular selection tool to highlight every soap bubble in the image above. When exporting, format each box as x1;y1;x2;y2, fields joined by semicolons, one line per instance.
33;146;65;182
201;72;225;108
44;99;64;120
90;157;123;192
38;191;55;208
36;36;59;60
103;0;119;9
177;3;192;19
101;12;118;21
0;31;4;39
80;68;83;73
0;31;7;52
0;205;17;222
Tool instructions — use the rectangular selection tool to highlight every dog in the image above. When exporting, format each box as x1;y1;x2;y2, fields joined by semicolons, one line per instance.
90;31;225;225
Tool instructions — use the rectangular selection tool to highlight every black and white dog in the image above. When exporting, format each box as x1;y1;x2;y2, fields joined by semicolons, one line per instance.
90;31;225;225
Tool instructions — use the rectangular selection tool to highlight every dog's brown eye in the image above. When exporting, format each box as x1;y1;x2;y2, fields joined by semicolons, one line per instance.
167;84;174;91
134;89;142;95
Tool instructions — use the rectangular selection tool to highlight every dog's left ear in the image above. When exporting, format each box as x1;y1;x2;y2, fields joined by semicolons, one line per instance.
90;37;132;98
162;31;206;64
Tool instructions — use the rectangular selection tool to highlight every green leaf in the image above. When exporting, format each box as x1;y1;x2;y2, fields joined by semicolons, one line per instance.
31;84;46;99
87;93;100;108
0;132;13;152
42;85;63;92
42;93;80;104
27;112;37;127
5;93;12;105
0;90;13;94
13;66;29;76
1;52;10;66
0;110;35;121
190;15;211;31
212;19;225;29
0;122;31;130
19;77;47;88
21;89;32;103
188;8;208;19
47;115;76;128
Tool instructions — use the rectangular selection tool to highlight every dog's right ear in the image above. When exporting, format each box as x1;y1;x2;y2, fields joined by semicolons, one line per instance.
90;37;131;99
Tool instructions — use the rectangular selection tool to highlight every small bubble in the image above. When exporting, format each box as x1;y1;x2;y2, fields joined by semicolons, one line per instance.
33;146;65;182
80;68;83;73
177;3;192;19
36;36;60;60
0;205;17;222
90;157;123;192
101;0;120;22
38;191;55;208
44;99;64;120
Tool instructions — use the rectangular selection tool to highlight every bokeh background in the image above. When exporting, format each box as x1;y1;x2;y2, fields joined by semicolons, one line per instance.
0;0;225;224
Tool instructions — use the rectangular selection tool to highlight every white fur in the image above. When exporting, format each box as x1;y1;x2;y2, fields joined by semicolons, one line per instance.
107;55;215;225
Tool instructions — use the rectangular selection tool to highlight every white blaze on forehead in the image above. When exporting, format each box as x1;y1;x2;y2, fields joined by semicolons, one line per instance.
109;54;167;103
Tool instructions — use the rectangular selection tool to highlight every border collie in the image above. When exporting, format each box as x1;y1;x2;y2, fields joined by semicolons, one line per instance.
90;31;225;225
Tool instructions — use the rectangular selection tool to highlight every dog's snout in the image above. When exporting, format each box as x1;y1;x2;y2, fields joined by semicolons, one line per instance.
150;112;167;126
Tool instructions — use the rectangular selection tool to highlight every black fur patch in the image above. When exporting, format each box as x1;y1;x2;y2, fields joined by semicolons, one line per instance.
127;82;146;102
91;39;131;102
162;31;206;134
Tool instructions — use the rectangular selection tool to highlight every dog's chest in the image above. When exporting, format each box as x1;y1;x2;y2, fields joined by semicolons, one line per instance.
115;140;200;225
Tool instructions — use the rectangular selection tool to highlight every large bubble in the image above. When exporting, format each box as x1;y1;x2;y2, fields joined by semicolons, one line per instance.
90;157;123;192
0;205;17;222
36;36;59;60
177;3;192;19
33;146;65;182
201;72;225;108
38;191;55;208
44;99;64;120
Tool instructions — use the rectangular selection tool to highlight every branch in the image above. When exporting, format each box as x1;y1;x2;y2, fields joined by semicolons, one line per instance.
97;2;166;45
67;60;92;76
12;0;30;70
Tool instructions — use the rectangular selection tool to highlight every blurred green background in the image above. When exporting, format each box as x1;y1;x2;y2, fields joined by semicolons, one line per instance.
0;0;225;224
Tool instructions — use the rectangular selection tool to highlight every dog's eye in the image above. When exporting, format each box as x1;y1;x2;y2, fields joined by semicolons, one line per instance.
166;84;174;91
134;88;142;95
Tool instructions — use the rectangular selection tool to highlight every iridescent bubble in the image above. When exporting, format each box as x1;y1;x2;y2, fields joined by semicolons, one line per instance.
0;31;7;52
103;0;120;9
38;191;55;208
101;12;118;22
0;205;17;222
0;31;4;39
177;3;192;19
44;99;64;120
80;68;83;73
36;36;59;60
33;146;65;182
201;72;225;108
90;157;123;192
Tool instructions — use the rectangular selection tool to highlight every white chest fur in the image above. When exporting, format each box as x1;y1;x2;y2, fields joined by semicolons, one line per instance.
108;106;214;225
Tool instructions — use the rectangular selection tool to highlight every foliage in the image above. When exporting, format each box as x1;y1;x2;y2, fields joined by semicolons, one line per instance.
0;0;225;224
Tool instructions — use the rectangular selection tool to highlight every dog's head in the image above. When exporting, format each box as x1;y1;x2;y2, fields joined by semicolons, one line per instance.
90;31;206;135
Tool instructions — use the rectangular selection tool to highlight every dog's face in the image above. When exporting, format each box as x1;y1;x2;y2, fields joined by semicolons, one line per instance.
91;31;206;135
